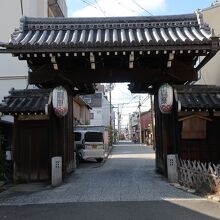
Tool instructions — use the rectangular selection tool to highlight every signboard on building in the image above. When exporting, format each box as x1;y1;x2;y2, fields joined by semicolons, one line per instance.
158;83;173;113
52;86;68;117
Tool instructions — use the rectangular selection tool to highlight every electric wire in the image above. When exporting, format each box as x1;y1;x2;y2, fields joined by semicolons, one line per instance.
112;0;145;16
131;0;153;16
94;0;106;16
79;0;101;13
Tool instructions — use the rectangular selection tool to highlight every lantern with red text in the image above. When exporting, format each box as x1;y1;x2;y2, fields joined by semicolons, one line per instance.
158;83;173;113
52;86;68;117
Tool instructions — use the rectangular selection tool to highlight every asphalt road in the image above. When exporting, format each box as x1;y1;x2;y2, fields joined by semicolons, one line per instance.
0;200;220;220
0;143;220;220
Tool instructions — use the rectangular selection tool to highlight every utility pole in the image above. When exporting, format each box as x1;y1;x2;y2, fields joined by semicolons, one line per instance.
109;83;112;127
150;95;155;149
117;104;120;142
138;97;142;144
109;83;112;144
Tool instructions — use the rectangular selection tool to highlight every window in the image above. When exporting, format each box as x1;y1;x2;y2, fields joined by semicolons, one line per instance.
90;113;94;119
85;132;103;142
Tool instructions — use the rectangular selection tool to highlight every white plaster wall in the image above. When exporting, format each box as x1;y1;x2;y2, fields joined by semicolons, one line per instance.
0;0;49;103
0;1;27;103
102;96;111;127
197;4;220;85
22;0;48;17
0;1;28;78
90;108;103;126
90;96;113;127
0;0;48;78
0;0;67;127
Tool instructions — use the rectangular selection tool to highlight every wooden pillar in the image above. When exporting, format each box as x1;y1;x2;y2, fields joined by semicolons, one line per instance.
49;87;74;178
154;93;164;174
154;90;178;176
13;117;18;182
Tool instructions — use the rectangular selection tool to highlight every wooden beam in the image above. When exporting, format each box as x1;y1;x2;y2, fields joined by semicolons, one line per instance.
28;55;197;85
195;52;217;72
29;66;196;85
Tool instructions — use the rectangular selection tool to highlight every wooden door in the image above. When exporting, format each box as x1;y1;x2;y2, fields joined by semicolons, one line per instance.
14;120;49;182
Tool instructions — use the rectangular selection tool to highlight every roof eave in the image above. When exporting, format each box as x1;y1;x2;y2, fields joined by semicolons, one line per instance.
1;43;214;55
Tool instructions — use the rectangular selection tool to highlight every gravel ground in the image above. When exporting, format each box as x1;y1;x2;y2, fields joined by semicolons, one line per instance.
0;144;201;206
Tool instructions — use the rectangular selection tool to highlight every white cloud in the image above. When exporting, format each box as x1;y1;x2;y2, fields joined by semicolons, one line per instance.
72;0;165;17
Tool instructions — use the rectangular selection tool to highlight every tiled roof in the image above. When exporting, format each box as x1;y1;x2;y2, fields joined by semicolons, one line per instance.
174;85;220;111
5;13;213;52
0;89;51;115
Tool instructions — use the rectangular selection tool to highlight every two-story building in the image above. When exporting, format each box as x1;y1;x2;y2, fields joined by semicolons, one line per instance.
82;85;115;127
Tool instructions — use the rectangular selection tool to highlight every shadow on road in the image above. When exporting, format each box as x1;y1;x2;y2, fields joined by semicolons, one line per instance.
0;200;219;220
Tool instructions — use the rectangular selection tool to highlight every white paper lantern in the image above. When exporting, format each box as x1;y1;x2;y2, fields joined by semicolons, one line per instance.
158;83;173;113
52;86;68;117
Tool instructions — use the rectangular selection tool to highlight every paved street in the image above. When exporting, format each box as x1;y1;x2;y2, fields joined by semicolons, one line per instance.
0;143;220;219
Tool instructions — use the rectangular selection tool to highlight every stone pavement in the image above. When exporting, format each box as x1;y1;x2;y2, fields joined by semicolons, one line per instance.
0;144;203;205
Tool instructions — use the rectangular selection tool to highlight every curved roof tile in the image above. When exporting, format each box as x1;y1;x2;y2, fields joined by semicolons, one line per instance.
3;13;217;52
174;85;220;111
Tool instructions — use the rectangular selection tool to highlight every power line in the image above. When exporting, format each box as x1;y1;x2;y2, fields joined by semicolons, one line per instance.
79;0;112;16
94;0;106;16
131;0;153;16
112;105;150;108
140;95;150;105
79;0;101;13
112;0;145;16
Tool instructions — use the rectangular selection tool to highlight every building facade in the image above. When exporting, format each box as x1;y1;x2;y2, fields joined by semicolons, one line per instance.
197;2;220;84
73;96;92;126
140;110;153;145
0;0;67;103
82;92;115;127
128;112;139;142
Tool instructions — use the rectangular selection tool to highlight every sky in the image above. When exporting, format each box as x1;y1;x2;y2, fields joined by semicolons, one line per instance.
66;0;216;128
67;0;215;17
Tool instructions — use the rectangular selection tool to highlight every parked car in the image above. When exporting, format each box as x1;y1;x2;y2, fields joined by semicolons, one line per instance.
74;130;105;163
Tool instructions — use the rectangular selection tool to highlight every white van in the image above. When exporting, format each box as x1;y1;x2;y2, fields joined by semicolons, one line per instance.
74;130;105;163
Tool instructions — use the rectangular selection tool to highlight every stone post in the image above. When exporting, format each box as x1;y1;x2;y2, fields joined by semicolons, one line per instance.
167;154;178;183
51;157;62;186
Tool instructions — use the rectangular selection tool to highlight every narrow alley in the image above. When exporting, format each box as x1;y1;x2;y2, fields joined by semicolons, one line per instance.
0;144;199;204
0;144;220;219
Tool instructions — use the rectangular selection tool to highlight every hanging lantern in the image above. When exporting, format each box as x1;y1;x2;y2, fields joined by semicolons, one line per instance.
52;86;68;117
158;83;173;113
